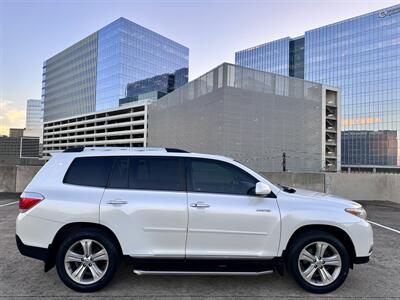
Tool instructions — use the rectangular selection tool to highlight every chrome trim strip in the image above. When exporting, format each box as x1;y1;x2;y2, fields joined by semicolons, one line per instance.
185;255;274;259
142;227;187;232
127;254;184;258
133;270;273;276
128;254;274;259
188;228;268;236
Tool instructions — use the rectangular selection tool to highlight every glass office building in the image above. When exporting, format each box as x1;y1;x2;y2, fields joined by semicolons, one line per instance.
235;37;291;77
26;99;43;130
42;17;189;122
235;4;400;168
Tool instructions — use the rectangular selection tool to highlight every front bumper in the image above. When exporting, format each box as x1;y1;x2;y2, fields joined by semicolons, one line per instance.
354;256;370;264
344;220;374;258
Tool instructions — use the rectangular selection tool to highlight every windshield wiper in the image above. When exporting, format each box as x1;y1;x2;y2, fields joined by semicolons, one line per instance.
277;184;296;193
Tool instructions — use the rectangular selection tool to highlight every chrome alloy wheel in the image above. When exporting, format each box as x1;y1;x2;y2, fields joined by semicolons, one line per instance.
64;239;109;285
298;241;342;287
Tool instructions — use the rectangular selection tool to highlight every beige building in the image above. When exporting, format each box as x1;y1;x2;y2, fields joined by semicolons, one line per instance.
42;101;149;158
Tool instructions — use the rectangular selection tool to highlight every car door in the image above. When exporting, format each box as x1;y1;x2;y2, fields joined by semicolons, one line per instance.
185;158;281;258
100;156;188;258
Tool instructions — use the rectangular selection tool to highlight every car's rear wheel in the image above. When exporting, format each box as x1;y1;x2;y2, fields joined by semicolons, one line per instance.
56;229;120;292
287;230;350;293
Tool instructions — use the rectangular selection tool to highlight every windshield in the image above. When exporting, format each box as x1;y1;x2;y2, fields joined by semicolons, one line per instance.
234;160;296;193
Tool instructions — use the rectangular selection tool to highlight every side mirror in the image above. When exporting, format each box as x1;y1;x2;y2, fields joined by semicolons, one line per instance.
255;182;272;196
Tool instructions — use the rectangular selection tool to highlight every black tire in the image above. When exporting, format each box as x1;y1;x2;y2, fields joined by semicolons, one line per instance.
286;230;350;294
55;228;120;292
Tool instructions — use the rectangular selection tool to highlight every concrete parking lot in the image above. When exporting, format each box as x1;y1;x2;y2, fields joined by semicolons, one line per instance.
0;194;399;299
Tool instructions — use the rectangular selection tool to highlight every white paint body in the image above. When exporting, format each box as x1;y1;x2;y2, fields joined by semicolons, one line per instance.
16;149;373;260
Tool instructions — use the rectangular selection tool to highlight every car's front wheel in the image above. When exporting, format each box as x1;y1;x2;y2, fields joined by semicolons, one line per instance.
287;230;350;293
55;229;120;292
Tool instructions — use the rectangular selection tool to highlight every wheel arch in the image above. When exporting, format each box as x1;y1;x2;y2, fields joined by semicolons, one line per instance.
45;222;123;272
283;224;356;268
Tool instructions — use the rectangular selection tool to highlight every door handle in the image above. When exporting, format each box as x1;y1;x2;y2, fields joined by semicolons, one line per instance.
107;199;128;205
190;202;210;208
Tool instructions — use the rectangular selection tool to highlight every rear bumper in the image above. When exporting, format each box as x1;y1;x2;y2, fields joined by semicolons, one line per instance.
16;235;49;263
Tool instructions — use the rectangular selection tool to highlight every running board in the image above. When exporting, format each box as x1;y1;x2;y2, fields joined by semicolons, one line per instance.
133;270;273;276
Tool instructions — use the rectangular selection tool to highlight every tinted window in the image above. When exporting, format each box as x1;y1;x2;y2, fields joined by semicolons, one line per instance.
129;157;184;191
64;157;113;187
108;157;129;189
188;159;257;195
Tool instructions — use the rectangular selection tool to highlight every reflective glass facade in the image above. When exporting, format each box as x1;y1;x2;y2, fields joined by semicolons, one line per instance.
235;37;290;76
26;99;43;129
289;37;305;79
43;34;98;122
95;18;188;110
305;6;400;166
235;4;400;167
43;18;188;121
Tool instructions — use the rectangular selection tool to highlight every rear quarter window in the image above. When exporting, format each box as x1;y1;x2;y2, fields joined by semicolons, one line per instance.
63;156;114;187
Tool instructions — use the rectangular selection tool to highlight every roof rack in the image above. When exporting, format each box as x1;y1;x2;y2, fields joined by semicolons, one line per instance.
83;147;165;152
63;147;85;153
165;148;189;153
62;147;189;153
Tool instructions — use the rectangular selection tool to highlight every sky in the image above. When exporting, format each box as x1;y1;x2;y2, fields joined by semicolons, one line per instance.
1;0;399;135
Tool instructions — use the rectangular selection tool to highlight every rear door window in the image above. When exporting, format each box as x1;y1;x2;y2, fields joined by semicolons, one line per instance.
63;156;114;187
108;157;129;189
129;156;185;191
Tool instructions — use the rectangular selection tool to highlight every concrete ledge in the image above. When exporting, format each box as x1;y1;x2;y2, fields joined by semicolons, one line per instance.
15;165;43;193
0;165;17;193
0;165;43;193
261;172;325;192
326;173;400;202
262;171;400;204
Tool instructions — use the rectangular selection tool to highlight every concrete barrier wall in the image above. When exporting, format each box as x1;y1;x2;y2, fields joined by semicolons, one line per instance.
15;165;43;193
0;165;43;193
0;165;399;203
0;165;17;193
325;173;400;202
262;171;400;203
261;172;325;192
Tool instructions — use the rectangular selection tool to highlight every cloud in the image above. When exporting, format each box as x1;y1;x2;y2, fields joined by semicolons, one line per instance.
0;100;11;110
0;99;26;136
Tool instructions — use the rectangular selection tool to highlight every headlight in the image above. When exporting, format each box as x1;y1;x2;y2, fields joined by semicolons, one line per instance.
345;207;367;220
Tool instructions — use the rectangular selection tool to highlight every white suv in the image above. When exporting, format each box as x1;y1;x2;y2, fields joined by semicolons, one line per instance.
16;147;373;293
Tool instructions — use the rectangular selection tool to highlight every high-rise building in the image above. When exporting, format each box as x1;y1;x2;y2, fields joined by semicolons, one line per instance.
42;17;189;122
235;4;400;169
26;99;43;129
24;99;43;141
236;37;292;77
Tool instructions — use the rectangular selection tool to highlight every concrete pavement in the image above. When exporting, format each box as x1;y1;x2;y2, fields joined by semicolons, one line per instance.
0;196;399;299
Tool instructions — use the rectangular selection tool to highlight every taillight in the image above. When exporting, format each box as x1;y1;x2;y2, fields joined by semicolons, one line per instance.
19;193;44;213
